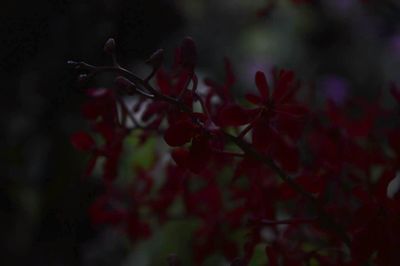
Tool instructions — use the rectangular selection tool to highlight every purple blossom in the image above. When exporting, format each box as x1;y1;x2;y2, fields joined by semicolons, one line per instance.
320;75;349;105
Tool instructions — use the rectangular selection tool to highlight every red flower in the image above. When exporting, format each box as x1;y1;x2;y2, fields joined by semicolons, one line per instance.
246;69;308;125
71;37;400;266
220;69;307;172
164;115;222;173
220;69;308;130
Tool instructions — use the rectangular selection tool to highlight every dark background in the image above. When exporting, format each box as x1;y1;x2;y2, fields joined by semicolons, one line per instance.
1;1;182;265
2;0;400;265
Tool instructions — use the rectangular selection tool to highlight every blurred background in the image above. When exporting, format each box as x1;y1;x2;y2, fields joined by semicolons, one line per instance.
2;0;400;265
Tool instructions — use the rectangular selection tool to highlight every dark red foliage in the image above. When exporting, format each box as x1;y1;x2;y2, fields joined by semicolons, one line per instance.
70;37;400;266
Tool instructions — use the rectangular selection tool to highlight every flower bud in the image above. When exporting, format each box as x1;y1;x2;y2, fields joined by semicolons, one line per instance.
180;37;197;69
67;60;83;70
67;60;78;66
104;38;116;54
78;74;88;85
145;49;164;69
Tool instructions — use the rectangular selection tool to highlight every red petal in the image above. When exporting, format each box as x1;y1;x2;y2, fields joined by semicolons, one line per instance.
156;68;172;95
219;104;256;126
255;71;269;101
245;93;263;105
127;216;151;239
189;137;212;173
192;112;208;123
273;69;294;102
274;139;300;172
81;101;101;120
171;148;190;169
252;121;273;151
82;154;98;178
70;131;95;151
275;115;304;140
164;120;195;146
173;71;191;96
